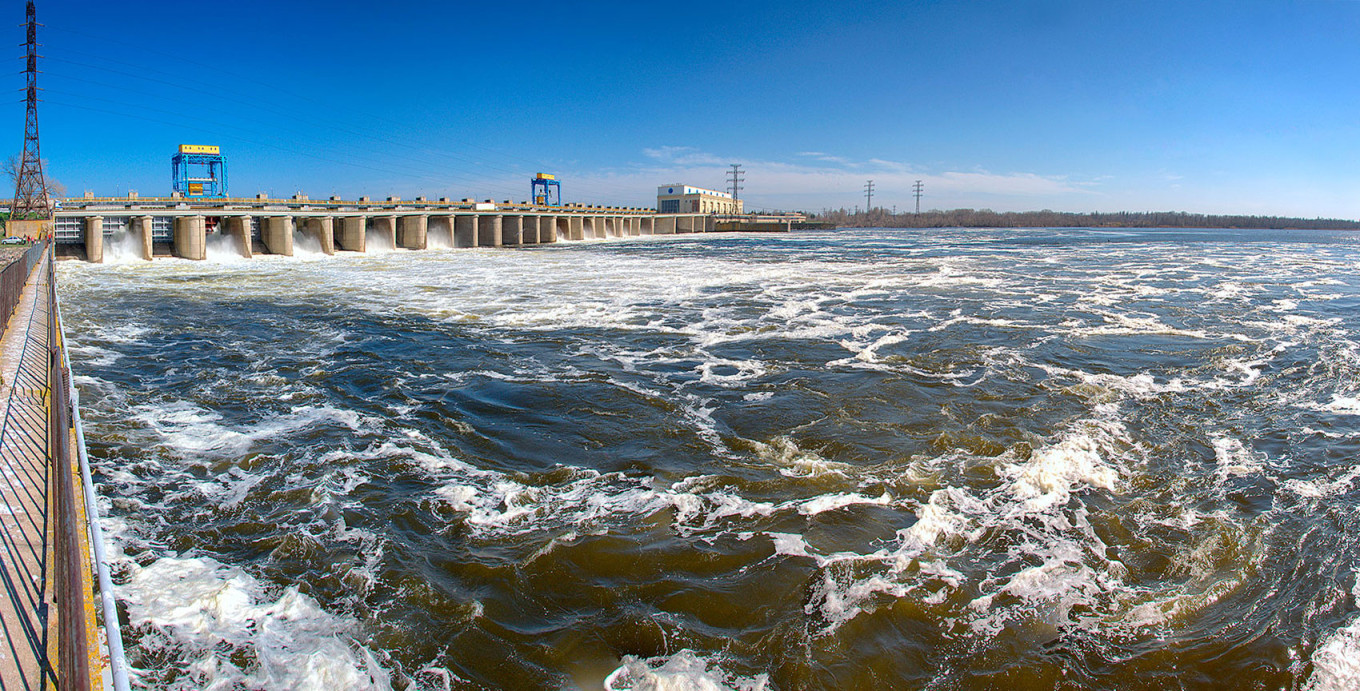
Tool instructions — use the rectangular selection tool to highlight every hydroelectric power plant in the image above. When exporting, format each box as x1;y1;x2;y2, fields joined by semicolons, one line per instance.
49;194;806;263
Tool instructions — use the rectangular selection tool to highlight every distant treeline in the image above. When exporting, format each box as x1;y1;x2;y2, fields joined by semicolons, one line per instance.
812;208;1360;230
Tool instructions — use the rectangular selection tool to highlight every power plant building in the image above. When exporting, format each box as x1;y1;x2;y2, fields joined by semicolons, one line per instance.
656;184;742;214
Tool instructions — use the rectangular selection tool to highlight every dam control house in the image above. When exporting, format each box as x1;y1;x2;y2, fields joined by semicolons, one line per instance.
656;184;743;215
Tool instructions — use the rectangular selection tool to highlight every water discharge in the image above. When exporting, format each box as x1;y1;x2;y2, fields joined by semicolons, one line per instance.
428;223;453;250
103;228;147;263
58;228;1360;689
205;231;247;261
365;227;396;253
292;229;327;258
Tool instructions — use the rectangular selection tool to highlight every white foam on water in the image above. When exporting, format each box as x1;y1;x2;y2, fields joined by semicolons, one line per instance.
696;357;766;387
82;321;151;344
1208;281;1252;301
603;650;768;691
1211;436;1264;479
131;400;363;459
120;555;394;690
66;343;123;367
1306;572;1360;691
1315;395;1360;417
1065;310;1211;339
205;232;249;262
1284;465;1360;499
927;310;1019;333
417;435;898;539
1001;426;1120;511
798;408;1140;636
797;491;892;515
750;436;853;479
914;264;1002;289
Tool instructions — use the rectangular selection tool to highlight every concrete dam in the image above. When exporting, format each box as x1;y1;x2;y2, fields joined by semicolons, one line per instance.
50;195;801;262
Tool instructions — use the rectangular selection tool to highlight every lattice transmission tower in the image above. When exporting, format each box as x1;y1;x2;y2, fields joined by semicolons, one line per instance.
727;164;744;206
12;0;49;221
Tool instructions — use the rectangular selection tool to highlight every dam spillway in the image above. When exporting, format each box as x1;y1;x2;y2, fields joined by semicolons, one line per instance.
47;195;799;262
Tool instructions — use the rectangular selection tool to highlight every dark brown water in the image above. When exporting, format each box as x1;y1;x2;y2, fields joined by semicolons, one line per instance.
59;228;1360;689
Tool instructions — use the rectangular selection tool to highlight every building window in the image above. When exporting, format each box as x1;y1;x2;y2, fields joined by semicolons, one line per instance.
659;199;679;213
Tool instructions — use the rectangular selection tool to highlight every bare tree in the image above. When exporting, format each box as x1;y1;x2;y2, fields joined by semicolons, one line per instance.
4;153;65;201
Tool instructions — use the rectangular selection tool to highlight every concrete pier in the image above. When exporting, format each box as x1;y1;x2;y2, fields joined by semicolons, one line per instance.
479;215;502;247
261;216;293;256
83;217;103;263
302;217;335;255
226;216;254;258
337;217;365;252
398;215;427;250
174;216;206;260
136;216;154;259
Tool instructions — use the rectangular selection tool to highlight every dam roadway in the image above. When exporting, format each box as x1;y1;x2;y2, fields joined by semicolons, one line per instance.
47;194;804;262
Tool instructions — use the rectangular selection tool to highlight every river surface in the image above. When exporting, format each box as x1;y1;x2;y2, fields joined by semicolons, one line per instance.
57;228;1360;690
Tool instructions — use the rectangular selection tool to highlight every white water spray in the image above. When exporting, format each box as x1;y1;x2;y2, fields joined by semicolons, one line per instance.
427;223;453;250
103;229;147;263
365;228;396;253
292;230;326;258
205;232;248;262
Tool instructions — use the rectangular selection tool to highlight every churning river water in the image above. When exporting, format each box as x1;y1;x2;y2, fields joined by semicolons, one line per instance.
56;228;1360;690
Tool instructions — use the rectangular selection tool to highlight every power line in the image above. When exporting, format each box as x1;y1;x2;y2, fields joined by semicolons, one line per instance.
35;20;680;207
913;179;924;214
40;98;529;199
36;23;621;201
864;179;874;213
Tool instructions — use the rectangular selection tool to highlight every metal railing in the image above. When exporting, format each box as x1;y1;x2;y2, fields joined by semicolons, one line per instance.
0;241;135;689
50;248;130;691
0;243;45;332
47;246;89;688
44;246;131;691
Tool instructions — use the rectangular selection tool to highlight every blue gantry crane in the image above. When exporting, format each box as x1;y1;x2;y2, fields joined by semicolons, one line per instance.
172;144;228;197
531;173;561;206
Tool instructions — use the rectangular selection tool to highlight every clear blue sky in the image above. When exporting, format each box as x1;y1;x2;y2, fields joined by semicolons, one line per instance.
19;0;1360;217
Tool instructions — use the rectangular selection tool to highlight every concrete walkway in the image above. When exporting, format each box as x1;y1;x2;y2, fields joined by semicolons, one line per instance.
0;251;56;690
